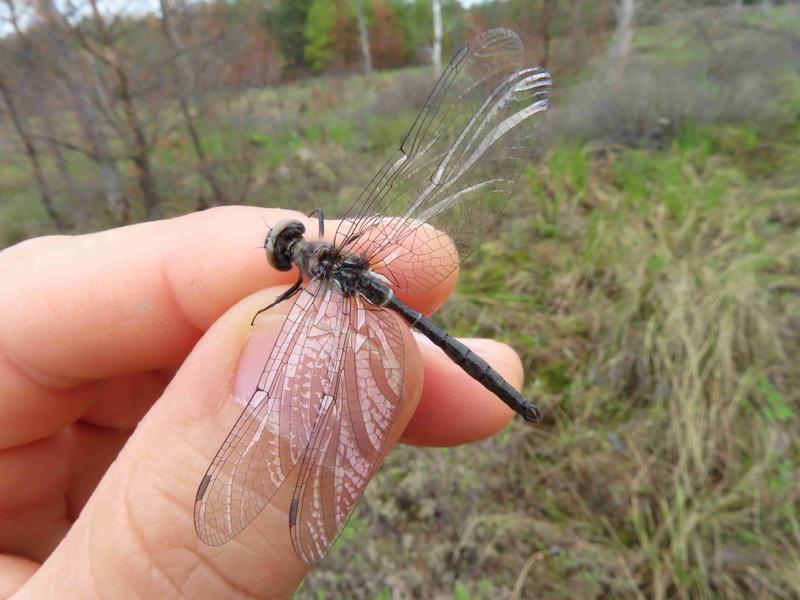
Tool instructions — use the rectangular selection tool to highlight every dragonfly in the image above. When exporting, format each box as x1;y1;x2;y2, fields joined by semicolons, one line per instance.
195;28;551;564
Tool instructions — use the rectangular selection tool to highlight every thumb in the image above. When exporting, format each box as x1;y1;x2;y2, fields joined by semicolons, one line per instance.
16;285;422;599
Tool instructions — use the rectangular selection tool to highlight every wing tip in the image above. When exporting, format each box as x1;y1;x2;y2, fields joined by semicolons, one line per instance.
194;517;230;547
194;474;232;547
196;474;212;502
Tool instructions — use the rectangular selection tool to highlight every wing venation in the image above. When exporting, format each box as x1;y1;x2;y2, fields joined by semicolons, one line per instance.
334;28;551;295
290;299;406;563
194;280;350;546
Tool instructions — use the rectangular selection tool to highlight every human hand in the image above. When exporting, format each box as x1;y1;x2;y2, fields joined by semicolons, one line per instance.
0;207;523;598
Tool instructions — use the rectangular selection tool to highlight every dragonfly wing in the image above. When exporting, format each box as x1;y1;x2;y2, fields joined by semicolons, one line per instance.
289;298;406;563
194;279;351;546
334;28;550;295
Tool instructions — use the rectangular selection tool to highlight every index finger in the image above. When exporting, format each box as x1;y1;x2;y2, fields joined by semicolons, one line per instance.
0;207;456;384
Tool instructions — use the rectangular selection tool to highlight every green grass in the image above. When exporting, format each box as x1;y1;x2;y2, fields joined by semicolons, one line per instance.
300;119;799;598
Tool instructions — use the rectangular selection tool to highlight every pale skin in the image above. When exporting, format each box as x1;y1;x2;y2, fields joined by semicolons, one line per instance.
0;206;523;599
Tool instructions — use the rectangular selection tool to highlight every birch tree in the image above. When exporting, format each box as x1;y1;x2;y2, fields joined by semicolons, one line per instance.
607;0;636;83
353;0;372;74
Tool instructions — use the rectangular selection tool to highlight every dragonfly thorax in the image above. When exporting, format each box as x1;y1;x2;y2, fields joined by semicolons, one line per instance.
293;240;368;286
267;218;385;301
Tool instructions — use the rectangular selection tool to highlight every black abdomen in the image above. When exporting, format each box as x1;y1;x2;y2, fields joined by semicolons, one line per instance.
385;296;540;422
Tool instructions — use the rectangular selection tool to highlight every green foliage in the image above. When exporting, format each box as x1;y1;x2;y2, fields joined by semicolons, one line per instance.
300;118;800;597
365;110;414;150
757;376;796;423
325;120;357;148
267;0;315;71
390;0;432;61
304;0;338;73
452;583;471;600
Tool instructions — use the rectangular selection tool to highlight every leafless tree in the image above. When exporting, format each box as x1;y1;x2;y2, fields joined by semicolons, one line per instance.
4;0;81;210
35;0;129;223
0;0;70;230
159;0;227;207
0;76;67;230
71;0;161;218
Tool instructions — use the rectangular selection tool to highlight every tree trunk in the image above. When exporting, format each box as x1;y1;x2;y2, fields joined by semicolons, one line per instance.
0;78;67;231
353;0;373;74
607;0;636;84
3;0;72;228
75;68;129;223
432;0;442;77
89;0;161;219
158;0;226;207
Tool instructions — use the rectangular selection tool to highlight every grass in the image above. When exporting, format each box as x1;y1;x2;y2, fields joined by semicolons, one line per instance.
2;5;800;598
298;117;800;598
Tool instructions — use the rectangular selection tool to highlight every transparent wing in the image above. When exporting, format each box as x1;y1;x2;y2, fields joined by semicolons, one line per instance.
333;28;551;295
289;298;406;563
194;279;351;546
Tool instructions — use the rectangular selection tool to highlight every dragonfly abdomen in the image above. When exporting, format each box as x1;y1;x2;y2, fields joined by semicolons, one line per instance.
386;297;541;423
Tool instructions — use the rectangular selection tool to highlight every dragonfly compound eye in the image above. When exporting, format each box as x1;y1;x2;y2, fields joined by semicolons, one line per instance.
266;219;306;271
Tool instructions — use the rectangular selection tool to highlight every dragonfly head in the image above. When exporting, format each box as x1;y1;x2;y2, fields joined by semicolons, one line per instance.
265;218;306;271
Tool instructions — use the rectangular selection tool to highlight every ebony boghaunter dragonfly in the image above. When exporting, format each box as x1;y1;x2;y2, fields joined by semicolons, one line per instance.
195;28;550;563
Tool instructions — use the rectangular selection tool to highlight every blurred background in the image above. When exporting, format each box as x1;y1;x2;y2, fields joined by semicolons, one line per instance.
2;0;799;597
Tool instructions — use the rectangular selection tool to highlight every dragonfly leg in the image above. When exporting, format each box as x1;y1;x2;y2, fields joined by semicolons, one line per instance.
250;274;304;325
307;208;324;238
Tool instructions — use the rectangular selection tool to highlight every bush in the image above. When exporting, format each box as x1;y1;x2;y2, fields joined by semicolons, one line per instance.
549;10;800;148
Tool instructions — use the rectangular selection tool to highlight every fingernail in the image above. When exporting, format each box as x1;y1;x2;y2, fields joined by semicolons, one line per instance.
233;315;284;407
